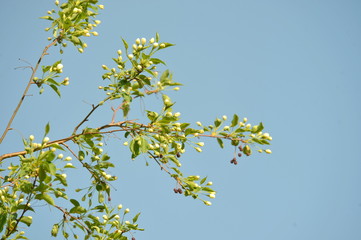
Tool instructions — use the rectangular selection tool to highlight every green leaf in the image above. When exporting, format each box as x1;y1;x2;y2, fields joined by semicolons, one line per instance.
39;165;46;182
98;192;104;203
69;206;87;214
230;114;239;127
42;193;55;205
217;138;224;148
48;162;57;175
0;213;7;232
51;224;59;237
200;177;207;185
70;35;81;45
150;58;166;65
214;118;222;128
70;199;80;207
20;216;33;227
132;212;141;223
50;84;61;97
45;122;51;136
122;38;128;50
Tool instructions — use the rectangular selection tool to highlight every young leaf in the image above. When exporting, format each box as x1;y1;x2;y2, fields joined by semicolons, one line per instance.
20;216;33;227
230;114;239;127
122;38;128;50
45;122;51;135
50;84;61;97
132;212;141;223
217;138;224;148
41;193;55;205
70;199;80;207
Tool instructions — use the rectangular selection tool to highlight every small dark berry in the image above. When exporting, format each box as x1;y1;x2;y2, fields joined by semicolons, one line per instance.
233;160;238;165
238;153;242;157
132;237;136;240
238;145;243;151
159;154;163;158
178;188;183;194
176;152;181;158
173;188;178;193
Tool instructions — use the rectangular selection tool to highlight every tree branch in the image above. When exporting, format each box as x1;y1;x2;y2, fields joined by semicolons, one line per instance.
0;38;59;144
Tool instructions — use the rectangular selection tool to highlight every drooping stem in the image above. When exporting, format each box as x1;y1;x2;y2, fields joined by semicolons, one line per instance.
0;39;58;144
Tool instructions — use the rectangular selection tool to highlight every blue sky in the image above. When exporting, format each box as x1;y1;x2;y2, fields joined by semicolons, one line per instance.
1;0;361;239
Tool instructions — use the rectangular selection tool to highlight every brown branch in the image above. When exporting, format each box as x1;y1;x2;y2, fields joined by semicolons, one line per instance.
0;38;59;144
0;124;135;162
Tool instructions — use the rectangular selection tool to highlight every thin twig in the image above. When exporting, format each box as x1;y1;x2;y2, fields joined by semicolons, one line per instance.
53;204;91;234
0;39;58;144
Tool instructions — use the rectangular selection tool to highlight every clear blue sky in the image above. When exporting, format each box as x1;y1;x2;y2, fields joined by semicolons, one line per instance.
1;1;361;239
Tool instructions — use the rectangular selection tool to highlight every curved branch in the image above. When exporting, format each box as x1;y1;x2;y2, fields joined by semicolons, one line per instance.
0;38;59;144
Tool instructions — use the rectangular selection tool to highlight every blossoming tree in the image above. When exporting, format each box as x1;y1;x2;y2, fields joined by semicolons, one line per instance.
0;1;272;239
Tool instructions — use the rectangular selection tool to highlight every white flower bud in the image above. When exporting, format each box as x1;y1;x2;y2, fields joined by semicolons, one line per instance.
29;135;35;141
117;49;122;55
150;38;155;43
125;208;130;213
196;142;204;147
141;38;146;45
153;42;159;48
204;201;212;206
94;20;101;25
196;121;202;126
135;38;141;44
57;154;63;159
65;156;72;161
265;149;272;154
160;43;165;48
98;5;104;9
117;204;123;209
43;137;50;143
128;54;134;60
195;147;202;153
56;63;63;70
222;115;227;121
209;193;216;199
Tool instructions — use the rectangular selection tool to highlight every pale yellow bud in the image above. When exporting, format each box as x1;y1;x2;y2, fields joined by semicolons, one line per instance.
265;149;272;154
204;201;212;206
